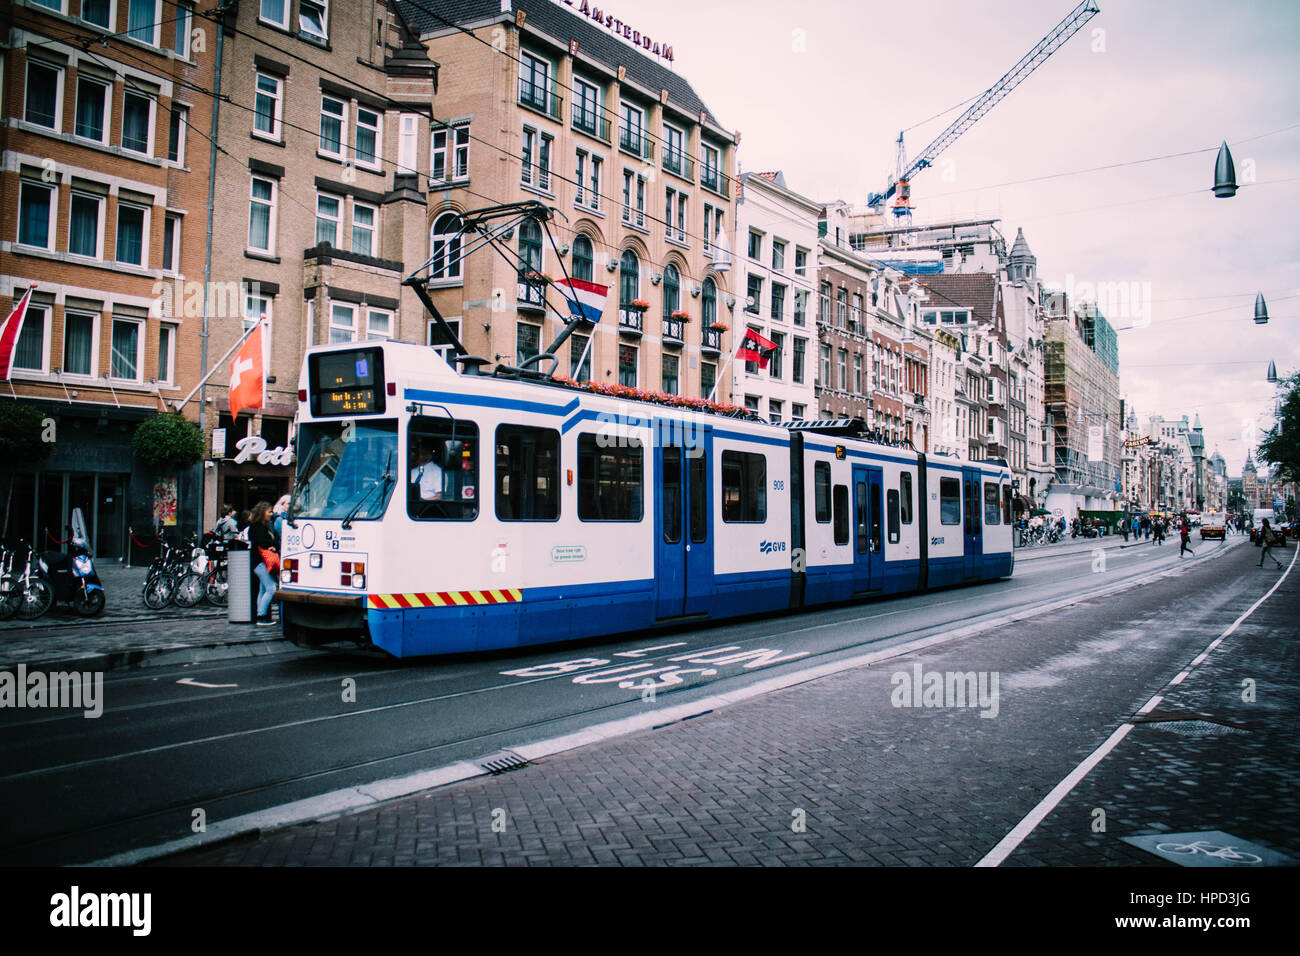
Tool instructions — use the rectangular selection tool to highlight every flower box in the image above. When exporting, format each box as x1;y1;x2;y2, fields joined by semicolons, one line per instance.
628;299;650;311
670;310;691;322
708;322;729;331
524;270;553;285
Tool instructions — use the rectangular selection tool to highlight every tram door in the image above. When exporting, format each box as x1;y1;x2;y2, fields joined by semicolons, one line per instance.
852;464;884;592
654;420;713;618
962;466;982;578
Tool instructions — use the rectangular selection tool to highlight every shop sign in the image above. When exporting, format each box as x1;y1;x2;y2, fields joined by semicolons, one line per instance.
560;1;674;60
233;434;293;466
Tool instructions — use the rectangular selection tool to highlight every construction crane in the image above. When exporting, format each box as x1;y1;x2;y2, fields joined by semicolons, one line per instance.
868;0;1101;226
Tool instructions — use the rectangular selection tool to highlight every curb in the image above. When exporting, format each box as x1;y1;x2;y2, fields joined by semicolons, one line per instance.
98;536;1247;867
2;633;297;675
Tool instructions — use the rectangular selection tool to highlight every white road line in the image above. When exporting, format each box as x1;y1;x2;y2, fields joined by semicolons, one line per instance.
976;540;1295;868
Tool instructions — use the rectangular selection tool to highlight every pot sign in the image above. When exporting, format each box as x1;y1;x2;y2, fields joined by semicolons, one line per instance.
233;434;293;466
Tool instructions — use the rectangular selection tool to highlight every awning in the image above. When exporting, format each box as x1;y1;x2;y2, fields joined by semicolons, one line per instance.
1014;495;1035;513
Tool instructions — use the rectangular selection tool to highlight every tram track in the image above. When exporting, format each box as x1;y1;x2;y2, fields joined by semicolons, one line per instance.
0;538;1240;864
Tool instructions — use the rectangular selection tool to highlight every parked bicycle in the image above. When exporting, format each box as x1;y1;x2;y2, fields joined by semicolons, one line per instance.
0;541;54;621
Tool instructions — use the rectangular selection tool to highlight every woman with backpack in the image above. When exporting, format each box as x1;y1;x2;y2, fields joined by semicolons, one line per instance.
1258;519;1284;570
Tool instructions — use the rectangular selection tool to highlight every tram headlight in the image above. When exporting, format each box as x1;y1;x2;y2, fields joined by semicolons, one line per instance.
280;569;293;584
309;553;322;569
352;573;365;589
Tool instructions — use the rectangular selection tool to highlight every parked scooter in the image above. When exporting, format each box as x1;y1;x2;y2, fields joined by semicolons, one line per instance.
38;509;106;617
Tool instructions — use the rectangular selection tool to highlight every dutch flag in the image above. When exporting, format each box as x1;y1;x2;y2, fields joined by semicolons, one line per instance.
554;277;609;323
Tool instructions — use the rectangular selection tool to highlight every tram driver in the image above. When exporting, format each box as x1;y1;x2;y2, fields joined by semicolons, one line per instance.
410;440;445;501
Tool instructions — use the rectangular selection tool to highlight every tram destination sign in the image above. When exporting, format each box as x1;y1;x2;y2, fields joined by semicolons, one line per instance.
309;347;386;417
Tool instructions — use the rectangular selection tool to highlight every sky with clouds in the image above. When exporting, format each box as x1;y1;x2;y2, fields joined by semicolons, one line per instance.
568;0;1300;477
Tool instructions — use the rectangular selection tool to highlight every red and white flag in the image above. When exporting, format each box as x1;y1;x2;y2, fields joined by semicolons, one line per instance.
736;328;778;370
229;323;265;419
0;286;36;381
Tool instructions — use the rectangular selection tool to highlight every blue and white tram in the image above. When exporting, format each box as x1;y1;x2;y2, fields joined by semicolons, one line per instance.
280;340;1014;657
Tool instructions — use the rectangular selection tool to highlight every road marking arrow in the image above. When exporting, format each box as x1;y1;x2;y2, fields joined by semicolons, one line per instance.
176;678;238;689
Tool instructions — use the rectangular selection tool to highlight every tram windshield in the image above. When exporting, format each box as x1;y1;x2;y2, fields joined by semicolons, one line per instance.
291;420;399;520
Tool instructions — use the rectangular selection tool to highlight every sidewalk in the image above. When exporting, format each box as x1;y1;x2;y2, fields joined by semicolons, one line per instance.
162;537;1299;866
1013;528;1246;561
0;562;292;672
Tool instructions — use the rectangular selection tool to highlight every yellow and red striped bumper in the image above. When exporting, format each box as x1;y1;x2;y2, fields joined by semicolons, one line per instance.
367;589;522;610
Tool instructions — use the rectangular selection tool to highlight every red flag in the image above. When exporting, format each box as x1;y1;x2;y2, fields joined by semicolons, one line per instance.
737;328;778;370
0;286;36;381
229;323;264;419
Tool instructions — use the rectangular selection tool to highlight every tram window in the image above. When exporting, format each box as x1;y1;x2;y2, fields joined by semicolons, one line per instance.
1003;484;1013;525
662;446;682;544
814;461;831;523
900;473;913;524
408;418;479;521
577;433;643;521
722;450;766;523
939;477;961;525
833;484;848;545
495;424;560;521
689;453;707;543
855;481;867;554
887;489;900;543
984;481;1001;526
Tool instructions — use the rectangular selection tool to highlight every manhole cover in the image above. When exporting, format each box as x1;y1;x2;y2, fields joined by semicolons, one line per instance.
1146;720;1246;737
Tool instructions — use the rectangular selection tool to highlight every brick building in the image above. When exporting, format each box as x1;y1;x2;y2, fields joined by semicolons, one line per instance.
401;0;738;403
2;0;214;553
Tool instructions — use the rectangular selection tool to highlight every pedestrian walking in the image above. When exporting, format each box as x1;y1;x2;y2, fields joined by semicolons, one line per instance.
1179;514;1194;557
1257;519;1284;570
1121;518;1129;542
214;504;238;543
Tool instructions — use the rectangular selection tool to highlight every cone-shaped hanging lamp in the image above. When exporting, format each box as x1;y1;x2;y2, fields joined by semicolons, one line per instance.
1266;360;1278;383
1254;292;1269;324
1213;141;1237;198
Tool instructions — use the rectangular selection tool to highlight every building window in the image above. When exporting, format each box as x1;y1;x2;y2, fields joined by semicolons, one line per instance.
299;0;329;41
518;218;542;273
794;289;807;327
162;212;181;272
351;201;376;256
663;123;684;173
770;400;783;423
748;230;762;260
793;403;805;419
63;312;96;377
745;274;762;314
793;337;806;385
319;96;346;157
819;281;831;322
820;343;831;385
17;181;54;250
570;332;592;382
366;309;391;340
110;318;141;380
573;77;601;134
68;193;104;259
158;323;176;383
662;353;679;394
772;240;786;272
514;322;541;368
355;107;380;168
174;2;194;57
572;235;593;281
167;106;187;164
315;193;342;247
519;51;552;112
769;332;783;380
430;211;463;281
837;348;847;390
771;283;786;323
431;123;470;183
12;302;47;372
618;343;637;388
619;102;643;153
701;361;716;400
82;0;112;28
254;73;282;138
329;303;356;343
702;277;717;327
74;76;109;142
619;250;639;306
854;353;863;393
572;150;600;210
621;169;646;226
259;0;289;28
427;316;461;359
795;247;808;276
115;203;147;266
25;61;62;131
398;114;418;173
127;0;160;45
701;144;720;190
836;288;848;328
248;176;276;252
662;264;680;320
121;92;154;155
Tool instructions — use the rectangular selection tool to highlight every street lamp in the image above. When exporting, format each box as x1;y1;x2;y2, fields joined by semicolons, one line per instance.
1255;292;1269;325
1267;360;1278;384
1213;141;1237;198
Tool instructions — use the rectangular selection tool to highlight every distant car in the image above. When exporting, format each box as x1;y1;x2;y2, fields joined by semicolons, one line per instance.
1200;514;1225;540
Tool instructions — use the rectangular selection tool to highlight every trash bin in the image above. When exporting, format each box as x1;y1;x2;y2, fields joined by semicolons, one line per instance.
227;541;252;623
